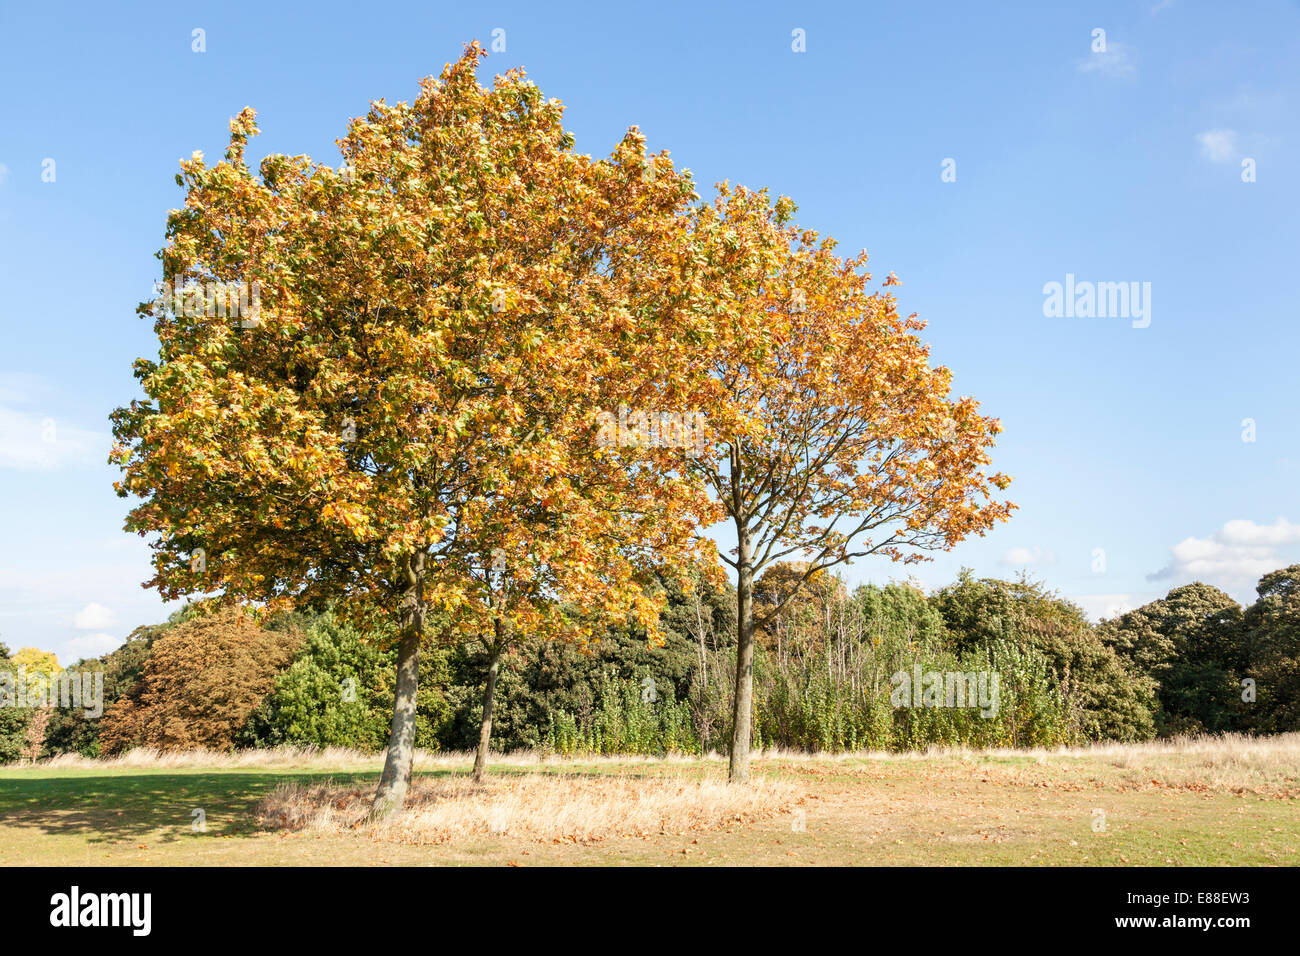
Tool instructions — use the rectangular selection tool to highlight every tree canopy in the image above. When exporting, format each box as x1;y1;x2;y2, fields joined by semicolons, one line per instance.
112;43;724;812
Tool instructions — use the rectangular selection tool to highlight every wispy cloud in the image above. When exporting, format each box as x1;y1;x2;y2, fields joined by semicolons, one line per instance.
1000;546;1056;567
1196;128;1239;163
0;374;111;471
0;405;110;470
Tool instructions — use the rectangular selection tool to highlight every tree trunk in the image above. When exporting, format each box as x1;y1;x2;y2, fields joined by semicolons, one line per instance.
370;628;421;819
472;622;505;784
729;530;755;784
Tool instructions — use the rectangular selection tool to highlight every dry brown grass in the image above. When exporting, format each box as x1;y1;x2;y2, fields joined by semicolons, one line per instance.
253;772;804;845
36;745;716;772
753;731;1300;763
42;744;403;771
1093;734;1300;794
881;733;1300;797
29;733;1300;798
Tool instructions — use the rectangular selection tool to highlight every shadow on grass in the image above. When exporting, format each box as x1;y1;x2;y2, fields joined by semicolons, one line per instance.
0;770;398;845
0;764;686;846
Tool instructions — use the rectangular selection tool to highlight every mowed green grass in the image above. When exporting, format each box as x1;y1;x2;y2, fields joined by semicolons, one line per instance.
1;748;1297;866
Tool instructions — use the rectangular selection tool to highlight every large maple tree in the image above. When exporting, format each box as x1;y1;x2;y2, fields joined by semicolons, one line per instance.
113;43;718;814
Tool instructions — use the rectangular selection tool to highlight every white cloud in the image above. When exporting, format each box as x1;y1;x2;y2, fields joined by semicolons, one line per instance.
1196;129;1238;163
1000;546;1056;567
0;405;111;470
73;602;116;630
1076;42;1137;79
1218;517;1300;546
64;632;123;661
1149;517;1300;590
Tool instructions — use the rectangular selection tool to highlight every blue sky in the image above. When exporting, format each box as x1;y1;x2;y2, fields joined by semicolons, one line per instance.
2;0;1298;663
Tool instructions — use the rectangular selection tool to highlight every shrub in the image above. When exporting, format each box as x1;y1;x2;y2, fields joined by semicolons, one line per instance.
545;671;699;756
932;571;1156;741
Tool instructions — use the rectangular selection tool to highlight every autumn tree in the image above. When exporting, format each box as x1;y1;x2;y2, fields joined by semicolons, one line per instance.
99;606;300;753
11;648;61;698
686;186;1015;782
112;43;716;815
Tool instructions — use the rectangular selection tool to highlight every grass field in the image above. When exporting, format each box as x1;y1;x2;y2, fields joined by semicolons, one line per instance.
2;735;1297;866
